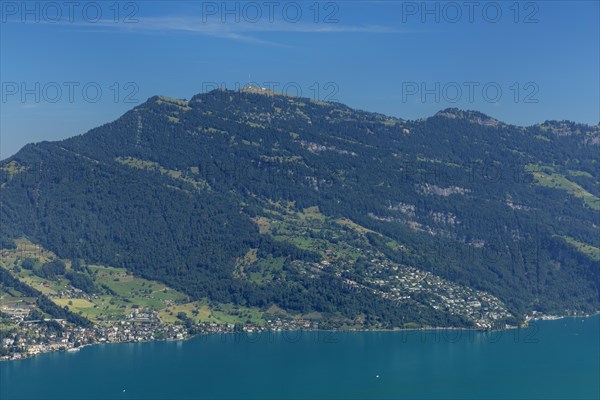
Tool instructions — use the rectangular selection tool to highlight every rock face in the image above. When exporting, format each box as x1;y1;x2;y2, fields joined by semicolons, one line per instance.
1;89;599;327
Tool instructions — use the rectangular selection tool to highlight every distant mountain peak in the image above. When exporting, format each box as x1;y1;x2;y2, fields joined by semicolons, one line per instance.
433;108;503;127
239;85;279;95
199;86;301;100
186;87;299;108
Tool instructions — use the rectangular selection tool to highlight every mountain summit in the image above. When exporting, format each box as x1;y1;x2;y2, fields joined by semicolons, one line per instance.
433;108;503;127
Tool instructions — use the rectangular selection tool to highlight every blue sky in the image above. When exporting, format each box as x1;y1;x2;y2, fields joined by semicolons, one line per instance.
1;0;599;159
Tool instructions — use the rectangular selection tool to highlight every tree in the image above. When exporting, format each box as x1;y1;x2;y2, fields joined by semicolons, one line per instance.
21;258;36;270
71;258;83;272
34;260;66;280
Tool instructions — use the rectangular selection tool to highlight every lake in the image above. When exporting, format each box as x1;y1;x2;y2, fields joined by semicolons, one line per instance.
1;315;598;399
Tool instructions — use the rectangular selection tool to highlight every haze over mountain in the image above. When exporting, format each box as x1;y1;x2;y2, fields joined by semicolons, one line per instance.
2;88;599;329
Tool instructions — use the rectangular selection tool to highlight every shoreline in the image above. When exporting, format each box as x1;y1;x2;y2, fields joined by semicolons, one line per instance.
3;312;598;362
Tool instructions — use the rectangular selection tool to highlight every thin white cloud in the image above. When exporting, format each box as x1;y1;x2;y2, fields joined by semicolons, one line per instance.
41;15;406;45
134;16;403;33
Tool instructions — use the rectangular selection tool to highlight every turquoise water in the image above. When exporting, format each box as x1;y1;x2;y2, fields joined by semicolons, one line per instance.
1;316;598;399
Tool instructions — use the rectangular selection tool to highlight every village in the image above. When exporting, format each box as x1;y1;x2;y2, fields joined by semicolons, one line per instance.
305;245;513;329
0;306;321;361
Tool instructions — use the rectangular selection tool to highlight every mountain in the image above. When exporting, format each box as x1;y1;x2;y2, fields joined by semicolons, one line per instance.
1;88;599;329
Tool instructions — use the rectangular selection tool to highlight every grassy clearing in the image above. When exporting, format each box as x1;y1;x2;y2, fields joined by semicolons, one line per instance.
561;237;600;261
525;164;555;173
252;217;271;234
526;165;600;210
0;240;192;322
336;218;376;235
274;234;322;252
0;296;36;307
156;96;191;110
568;169;594;178
116;157;210;190
159;302;206;323
259;155;303;164
17;272;67;295
247;256;286;284
258;204;372;266
159;301;265;325
211;303;264;325
92;265;187;303
234;249;258;278
54;298;96;308
0;161;28;178
383;119;401;126
299;206;325;222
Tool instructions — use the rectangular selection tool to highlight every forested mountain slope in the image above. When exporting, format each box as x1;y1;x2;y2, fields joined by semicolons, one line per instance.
2;88;598;329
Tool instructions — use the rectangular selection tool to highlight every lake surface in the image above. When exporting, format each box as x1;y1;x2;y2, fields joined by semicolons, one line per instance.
1;315;598;399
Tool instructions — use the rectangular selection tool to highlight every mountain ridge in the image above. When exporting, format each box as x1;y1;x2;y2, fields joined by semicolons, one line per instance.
3;90;598;164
